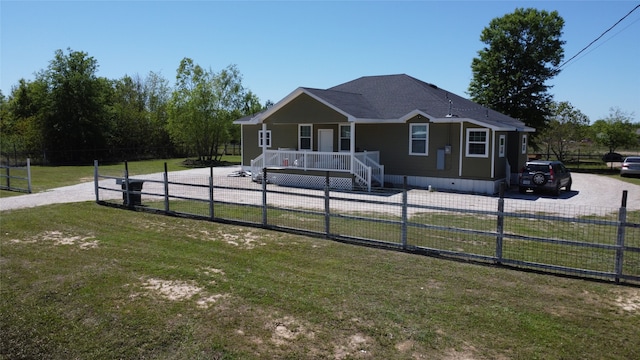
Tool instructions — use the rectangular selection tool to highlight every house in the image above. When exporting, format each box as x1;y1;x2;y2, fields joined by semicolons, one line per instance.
234;74;534;194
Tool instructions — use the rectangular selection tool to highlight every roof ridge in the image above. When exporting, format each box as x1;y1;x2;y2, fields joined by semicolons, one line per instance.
303;86;362;96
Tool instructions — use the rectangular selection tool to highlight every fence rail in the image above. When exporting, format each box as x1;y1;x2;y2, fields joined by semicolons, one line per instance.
94;161;640;285
0;159;32;193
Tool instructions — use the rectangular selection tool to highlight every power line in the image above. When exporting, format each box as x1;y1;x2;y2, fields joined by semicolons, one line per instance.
557;3;640;70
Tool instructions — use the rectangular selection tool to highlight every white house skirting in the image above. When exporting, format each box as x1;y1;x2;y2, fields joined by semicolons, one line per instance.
267;173;353;191
385;175;503;195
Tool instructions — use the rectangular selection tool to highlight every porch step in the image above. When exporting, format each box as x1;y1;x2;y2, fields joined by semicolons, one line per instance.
353;178;383;191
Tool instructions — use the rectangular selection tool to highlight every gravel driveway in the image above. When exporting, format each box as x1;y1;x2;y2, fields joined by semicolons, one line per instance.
1;168;639;216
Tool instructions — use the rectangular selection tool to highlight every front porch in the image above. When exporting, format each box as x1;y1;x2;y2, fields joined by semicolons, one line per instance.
249;149;384;191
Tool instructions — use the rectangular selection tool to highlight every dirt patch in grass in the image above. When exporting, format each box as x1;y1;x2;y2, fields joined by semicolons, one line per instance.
614;288;640;312
134;267;229;309
141;278;202;301
9;230;98;249
269;316;316;346
136;278;228;309
217;230;266;249
334;333;374;359
142;219;269;249
442;347;477;360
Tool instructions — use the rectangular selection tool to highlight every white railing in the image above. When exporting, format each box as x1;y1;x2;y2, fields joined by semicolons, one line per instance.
355;152;384;186
250;150;383;191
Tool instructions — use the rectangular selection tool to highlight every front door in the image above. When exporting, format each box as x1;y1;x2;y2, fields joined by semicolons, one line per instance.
318;129;333;152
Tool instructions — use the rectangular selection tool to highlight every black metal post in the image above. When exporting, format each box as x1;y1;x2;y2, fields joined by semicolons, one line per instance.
325;171;330;238
94;160;99;203
401;176;408;249
209;166;214;220
262;167;267;227
495;183;505;264
124;161;131;207
615;190;628;283
164;162;170;212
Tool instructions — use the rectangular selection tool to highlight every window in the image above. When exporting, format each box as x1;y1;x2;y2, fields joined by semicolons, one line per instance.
339;125;351;151
409;124;429;155
498;135;506;158
299;124;312;151
466;128;489;157
258;130;271;148
521;134;528;154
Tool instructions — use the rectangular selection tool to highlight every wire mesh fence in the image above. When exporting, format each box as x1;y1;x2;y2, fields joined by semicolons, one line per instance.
94;162;640;285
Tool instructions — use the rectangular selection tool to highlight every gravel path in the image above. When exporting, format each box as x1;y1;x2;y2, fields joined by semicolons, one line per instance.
2;167;639;216
0;166;242;212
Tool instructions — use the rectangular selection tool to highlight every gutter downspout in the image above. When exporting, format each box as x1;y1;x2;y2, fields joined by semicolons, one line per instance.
261;123;267;151
261;123;267;169
240;125;245;169
350;121;355;173
491;129;495;179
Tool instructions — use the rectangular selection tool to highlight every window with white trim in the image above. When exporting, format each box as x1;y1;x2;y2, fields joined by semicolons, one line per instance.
498;135;506;158
521;134;527;154
258;130;271;148
466;128;489;157
339;125;351;151
409;123;429;155
299;124;312;151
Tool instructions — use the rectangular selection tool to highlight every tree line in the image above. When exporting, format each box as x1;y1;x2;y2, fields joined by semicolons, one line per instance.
468;8;638;162
1;8;637;166
469;8;640;161
0;48;264;165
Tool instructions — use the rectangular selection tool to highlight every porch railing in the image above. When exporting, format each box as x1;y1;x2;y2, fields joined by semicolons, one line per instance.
250;150;384;191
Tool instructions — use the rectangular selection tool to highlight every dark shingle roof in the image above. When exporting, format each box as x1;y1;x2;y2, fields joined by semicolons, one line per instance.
303;88;382;119
320;74;528;129
235;74;531;130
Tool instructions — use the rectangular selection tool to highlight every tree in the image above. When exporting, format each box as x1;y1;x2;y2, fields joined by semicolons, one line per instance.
167;58;257;162
228;91;263;154
468;8;565;147
538;101;589;162
1;79;48;162
591;108;637;155
38;48;111;164
107;75;150;159
144;71;173;157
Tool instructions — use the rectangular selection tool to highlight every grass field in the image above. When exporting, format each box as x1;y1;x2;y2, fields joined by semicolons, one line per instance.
1;202;639;359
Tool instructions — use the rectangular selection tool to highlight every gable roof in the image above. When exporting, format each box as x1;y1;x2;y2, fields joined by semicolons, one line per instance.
235;74;534;132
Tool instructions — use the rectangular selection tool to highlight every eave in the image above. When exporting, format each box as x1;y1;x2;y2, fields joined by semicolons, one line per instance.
234;91;534;133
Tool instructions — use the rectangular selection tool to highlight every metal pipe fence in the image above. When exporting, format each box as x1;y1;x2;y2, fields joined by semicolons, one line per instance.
0;159;32;193
94;162;640;285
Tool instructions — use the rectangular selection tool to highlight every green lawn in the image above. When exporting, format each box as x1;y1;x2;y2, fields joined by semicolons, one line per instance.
1;202;639;359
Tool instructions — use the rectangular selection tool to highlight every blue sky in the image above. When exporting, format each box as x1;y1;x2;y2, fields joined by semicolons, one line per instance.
1;0;639;123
